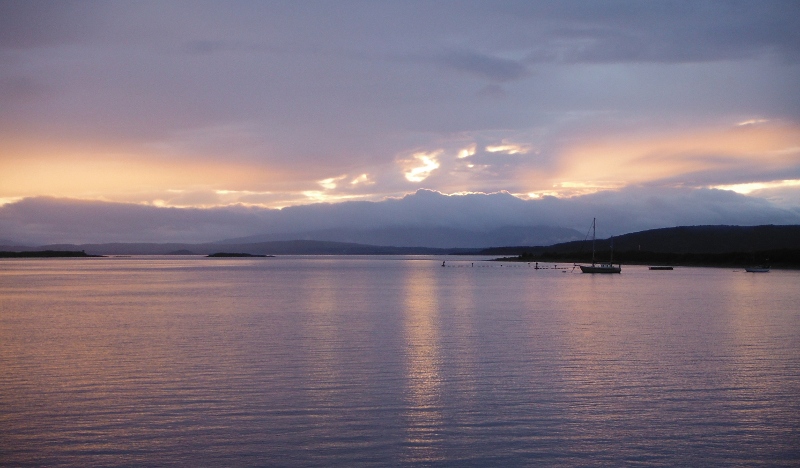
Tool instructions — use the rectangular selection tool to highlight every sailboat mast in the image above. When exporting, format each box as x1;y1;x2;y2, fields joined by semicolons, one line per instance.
592;218;597;265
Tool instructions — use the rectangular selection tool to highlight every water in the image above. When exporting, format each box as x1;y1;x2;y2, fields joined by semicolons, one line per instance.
1;256;799;466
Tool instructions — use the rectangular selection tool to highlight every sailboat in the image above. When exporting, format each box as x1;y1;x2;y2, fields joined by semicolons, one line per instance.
578;218;621;274
744;252;770;272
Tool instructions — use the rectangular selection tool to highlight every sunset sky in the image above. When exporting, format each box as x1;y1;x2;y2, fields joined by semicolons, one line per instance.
2;1;799;243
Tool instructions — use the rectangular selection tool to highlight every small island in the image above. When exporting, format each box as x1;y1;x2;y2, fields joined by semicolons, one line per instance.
0;250;104;258
206;252;273;258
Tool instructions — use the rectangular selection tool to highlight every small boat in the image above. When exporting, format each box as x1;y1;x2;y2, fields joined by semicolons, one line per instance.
745;266;770;273
649;266;673;271
577;218;621;274
580;262;621;273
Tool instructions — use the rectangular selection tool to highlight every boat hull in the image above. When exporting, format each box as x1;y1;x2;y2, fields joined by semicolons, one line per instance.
745;267;770;273
579;264;621;274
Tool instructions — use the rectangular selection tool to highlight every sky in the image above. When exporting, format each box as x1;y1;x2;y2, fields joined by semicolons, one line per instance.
1;1;800;244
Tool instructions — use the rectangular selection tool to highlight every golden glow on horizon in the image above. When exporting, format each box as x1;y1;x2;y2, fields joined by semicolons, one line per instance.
215;189;271;195
0;152;292;201
3;122;799;209
522;181;625;199
300;190;365;204
556;123;800;193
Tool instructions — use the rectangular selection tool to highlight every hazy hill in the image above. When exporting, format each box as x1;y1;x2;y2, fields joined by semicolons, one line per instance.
2;240;465;256
216;225;583;249
4;190;800;246
3;224;798;258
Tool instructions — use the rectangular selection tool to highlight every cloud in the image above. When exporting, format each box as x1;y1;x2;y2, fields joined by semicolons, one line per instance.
486;143;531;155
551;122;800;192
0;1;101;49
476;84;507;99
1;2;799;217
351;174;372;186
0;76;49;108
434;50;529;82
505;0;800;64
3;188;799;245
318;175;347;190
401;151;441;182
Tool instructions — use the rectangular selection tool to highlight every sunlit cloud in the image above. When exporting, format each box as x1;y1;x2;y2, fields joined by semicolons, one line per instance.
770;146;800;156
525;181;625;199
457;145;476;159
737;119;769;126
211;189;281;206
712;179;800;195
485;143;530;155
301;191;327;202
318;175;347;190
301;190;364;204
402;151;441;183
351;173;372;185
0;197;23;206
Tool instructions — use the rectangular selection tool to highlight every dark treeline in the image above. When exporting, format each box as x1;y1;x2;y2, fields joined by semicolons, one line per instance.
207;252;271;258
483;225;800;255
483;225;800;267
0;250;102;258
510;248;800;268
545;225;800;254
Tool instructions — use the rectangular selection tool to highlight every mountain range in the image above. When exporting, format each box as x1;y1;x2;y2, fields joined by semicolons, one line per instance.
2;224;798;259
216;225;583;249
0;225;580;254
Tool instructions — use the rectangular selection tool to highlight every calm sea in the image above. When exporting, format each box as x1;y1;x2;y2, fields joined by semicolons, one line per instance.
1;256;799;466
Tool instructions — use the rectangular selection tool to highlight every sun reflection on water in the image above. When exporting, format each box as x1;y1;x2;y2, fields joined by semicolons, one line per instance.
401;265;444;463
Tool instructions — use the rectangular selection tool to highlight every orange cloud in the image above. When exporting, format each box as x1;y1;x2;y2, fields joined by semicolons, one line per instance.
0;151;298;204
551;122;800;193
0;131;324;206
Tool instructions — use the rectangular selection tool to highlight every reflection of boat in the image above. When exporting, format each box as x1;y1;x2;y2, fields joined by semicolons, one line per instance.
578;218;621;274
649;266;673;270
745;266;770;272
